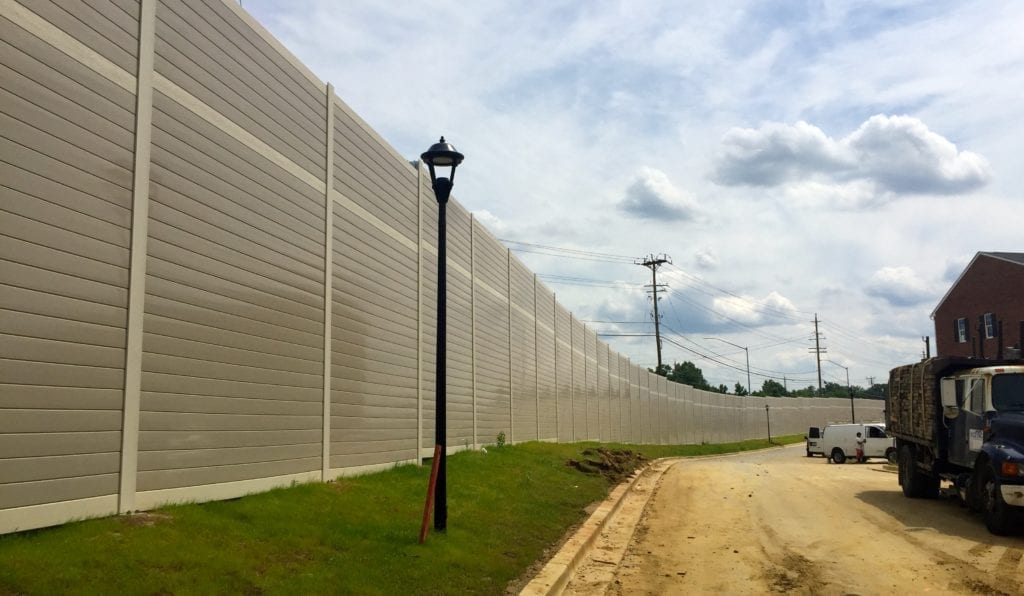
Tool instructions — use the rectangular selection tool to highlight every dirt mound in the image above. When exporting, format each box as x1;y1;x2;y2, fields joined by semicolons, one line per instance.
567;448;647;483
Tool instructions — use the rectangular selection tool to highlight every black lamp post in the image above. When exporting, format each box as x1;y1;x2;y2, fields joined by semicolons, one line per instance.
421;137;464;532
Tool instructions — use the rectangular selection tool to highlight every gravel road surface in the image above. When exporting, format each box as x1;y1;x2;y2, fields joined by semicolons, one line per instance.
564;444;1024;595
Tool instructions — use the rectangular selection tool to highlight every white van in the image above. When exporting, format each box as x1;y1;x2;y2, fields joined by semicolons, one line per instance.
821;423;895;464
806;426;825;457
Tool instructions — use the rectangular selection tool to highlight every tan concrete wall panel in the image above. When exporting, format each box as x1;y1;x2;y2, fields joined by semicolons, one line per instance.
20;0;139;74
584;328;599;440
534;282;556;440
154;0;325;177
1;3;133;513
554;304;573;442
151;93;325;233
509;257;536;442
332;114;417;245
440;204;474;446
330;194;418;467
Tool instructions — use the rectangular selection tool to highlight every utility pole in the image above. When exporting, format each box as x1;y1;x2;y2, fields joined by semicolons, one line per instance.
636;254;671;372
922;336;931;359
809;314;827;395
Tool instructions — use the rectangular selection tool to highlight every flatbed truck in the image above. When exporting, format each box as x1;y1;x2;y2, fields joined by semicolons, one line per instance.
888;357;1024;535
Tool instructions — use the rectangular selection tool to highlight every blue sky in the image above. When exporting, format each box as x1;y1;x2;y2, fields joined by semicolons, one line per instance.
242;0;1023;392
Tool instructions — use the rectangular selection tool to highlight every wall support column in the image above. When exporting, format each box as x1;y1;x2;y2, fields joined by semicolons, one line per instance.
470;215;477;448
416;162;423;461
321;86;335;480
533;274;539;441
553;293;558;442
570;313;575;441
507;248;514;444
119;0;156;514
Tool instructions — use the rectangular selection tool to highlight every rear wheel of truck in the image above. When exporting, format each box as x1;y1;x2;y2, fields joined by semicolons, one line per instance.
885;447;897;464
830;448;846;464
980;465;1016;536
900;445;939;498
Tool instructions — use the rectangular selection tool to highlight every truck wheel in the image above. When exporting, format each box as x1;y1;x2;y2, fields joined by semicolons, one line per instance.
885;448;897;464
831;448;846;464
966;473;982;513
980;466;1016;535
806;449;812;457
899;445;938;498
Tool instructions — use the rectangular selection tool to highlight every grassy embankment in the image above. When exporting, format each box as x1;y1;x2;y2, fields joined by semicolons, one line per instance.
0;436;801;595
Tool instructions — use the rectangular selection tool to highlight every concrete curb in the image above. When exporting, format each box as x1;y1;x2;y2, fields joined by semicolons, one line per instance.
518;458;679;596
518;443;800;595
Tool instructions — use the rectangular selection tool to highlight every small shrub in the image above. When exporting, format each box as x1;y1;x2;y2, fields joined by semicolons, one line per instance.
496;431;507;448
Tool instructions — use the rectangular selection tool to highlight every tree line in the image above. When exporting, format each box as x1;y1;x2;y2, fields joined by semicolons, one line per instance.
652;361;887;400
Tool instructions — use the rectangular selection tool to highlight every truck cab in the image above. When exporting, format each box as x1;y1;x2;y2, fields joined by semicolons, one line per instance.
939;365;1024;529
942;367;1024;468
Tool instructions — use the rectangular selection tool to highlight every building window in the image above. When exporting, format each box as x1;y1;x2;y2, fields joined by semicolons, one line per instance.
956;318;969;343
984;313;995;338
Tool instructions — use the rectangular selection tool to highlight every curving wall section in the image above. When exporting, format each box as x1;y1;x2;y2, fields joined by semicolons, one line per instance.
0;0;885;535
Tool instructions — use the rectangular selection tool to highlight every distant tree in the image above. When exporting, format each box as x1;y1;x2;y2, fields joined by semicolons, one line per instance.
820;381;849;398
715;384;729;394
666;361;712;391
863;383;888;400
651;364;671;377
733;382;749;396
760;379;789;397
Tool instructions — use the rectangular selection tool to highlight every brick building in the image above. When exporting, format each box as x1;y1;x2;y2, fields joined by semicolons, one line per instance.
932;252;1024;358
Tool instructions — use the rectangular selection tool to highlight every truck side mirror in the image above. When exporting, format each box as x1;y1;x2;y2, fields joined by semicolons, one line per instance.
940;377;959;419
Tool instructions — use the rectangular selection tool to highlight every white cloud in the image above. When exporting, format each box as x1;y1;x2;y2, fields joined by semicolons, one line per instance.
711;291;798;326
694;247;719;270
617;167;700;221
846;115;991;194
783;180;885;210
864;266;935;307
712;115;991;199
712;120;850;186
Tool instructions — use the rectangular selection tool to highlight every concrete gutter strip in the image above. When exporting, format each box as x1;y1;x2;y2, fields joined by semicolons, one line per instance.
519;458;680;596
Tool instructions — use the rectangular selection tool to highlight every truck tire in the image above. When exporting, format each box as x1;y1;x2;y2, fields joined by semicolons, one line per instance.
980;465;1016;536
899;445;939;499
831;448;846;464
885;447;897;464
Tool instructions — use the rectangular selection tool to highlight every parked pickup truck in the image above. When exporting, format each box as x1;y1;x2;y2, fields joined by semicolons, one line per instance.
888;357;1024;535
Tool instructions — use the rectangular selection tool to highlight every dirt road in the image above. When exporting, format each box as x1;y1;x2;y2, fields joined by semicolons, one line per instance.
565;445;1024;595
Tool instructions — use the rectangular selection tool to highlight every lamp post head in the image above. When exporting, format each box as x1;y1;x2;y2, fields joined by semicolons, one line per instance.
421;136;465;204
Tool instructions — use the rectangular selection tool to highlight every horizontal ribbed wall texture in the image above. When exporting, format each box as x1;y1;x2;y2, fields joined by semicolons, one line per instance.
0;0;886;535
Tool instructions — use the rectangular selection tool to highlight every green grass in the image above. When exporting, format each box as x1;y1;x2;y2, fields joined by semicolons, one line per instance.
0;436;801;595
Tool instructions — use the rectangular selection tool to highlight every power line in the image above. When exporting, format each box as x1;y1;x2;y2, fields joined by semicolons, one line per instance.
510;247;637;263
660;323;817;377
665;263;813;320
659;335;817;385
582;320;651;325
662;290;797;345
501;239;638;263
